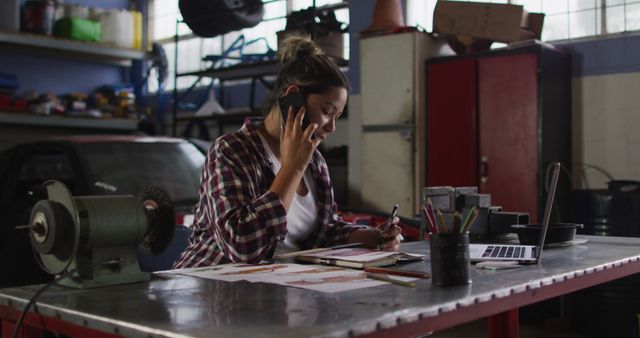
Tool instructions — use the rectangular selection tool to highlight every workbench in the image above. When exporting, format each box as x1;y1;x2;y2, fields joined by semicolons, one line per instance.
2;235;640;338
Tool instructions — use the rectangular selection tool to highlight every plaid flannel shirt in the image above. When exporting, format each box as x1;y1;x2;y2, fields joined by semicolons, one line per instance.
173;118;362;268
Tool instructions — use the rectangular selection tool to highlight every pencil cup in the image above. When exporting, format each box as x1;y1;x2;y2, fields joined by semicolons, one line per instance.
429;233;471;286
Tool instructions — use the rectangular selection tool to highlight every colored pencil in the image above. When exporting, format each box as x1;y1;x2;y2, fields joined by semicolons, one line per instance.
453;212;461;233
426;198;437;229
365;267;430;279
274;242;365;259
422;205;437;233
462;209;480;233
436;209;448;233
460;207;476;233
366;272;416;287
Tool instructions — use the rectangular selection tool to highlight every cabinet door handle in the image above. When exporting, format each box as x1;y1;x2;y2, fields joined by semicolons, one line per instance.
480;156;489;183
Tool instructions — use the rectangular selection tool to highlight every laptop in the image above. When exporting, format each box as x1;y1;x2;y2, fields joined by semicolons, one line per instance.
469;162;561;264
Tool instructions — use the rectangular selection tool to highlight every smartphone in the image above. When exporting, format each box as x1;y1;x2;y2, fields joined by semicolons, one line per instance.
278;91;315;138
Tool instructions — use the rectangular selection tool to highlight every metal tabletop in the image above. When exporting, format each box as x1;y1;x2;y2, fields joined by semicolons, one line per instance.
2;235;640;338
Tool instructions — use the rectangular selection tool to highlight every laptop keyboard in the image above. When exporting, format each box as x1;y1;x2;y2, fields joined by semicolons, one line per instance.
482;245;526;259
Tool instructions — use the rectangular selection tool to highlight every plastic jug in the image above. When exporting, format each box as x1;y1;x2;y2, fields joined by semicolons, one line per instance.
99;9;133;48
131;10;142;49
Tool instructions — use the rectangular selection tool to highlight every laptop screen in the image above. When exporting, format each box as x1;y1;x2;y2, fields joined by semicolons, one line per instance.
535;162;561;263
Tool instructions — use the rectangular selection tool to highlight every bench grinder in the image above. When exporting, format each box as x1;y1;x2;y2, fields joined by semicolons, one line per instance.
26;180;175;288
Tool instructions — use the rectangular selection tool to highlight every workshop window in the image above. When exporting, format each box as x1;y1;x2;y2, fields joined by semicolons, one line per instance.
406;0;640;42
148;0;349;93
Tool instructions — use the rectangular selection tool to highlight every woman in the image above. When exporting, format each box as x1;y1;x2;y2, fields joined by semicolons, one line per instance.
173;36;401;268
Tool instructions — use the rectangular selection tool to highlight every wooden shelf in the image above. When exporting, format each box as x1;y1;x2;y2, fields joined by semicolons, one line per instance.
0;30;145;66
0;112;138;131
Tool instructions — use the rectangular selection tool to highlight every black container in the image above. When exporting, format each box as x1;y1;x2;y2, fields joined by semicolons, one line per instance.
511;223;583;245
21;0;55;35
573;187;640;236
429;233;471;286
570;182;640;338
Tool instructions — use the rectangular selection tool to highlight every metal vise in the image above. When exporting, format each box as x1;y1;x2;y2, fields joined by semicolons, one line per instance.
422;186;529;237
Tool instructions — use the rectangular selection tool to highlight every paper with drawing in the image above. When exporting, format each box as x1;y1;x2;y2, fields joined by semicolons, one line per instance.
174;263;418;293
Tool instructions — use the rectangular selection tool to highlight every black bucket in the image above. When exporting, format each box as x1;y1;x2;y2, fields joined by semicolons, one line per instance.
571;274;640;338
571;184;640;337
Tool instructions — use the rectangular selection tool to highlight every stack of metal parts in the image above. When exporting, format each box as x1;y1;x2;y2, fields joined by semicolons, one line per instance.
422;186;529;238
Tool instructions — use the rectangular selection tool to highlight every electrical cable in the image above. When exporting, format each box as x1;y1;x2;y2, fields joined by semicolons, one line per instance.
12;259;121;338
574;162;616;190
202;34;275;69
541;161;617;222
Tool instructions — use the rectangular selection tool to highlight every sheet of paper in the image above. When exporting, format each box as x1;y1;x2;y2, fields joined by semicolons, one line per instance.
174;263;418;293
546;238;589;248
475;260;523;270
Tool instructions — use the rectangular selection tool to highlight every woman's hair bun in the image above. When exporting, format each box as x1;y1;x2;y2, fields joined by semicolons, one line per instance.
277;35;323;64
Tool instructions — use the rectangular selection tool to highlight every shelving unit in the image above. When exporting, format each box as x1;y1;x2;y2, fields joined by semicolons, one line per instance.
168;0;349;138
0;112;138;131
0;30;145;66
172;59;278;137
177;59;280;81
171;58;348;137
0;27;145;139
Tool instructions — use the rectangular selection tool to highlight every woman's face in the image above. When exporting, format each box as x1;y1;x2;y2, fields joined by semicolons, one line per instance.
304;86;348;141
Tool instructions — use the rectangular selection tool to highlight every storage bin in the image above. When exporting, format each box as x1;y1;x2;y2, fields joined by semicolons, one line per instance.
53;18;101;42
21;0;55;35
0;0;20;31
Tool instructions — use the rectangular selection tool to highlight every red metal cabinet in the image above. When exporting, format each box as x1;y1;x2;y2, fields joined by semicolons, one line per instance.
426;58;478;188
426;46;571;223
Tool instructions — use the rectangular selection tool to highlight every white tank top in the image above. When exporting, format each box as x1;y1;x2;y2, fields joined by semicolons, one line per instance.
257;132;319;253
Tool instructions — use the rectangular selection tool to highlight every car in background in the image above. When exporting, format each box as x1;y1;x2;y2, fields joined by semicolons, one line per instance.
0;135;207;287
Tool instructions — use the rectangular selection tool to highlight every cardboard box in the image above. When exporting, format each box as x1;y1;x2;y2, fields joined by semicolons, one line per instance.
433;1;544;43
277;29;345;59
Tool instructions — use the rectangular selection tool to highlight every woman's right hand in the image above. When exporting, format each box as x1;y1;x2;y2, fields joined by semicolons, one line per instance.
280;106;320;173
269;106;320;211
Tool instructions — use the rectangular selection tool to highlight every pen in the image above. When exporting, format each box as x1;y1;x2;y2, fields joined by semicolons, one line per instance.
364;267;430;279
366;272;416;287
377;204;399;250
382;204;399;232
